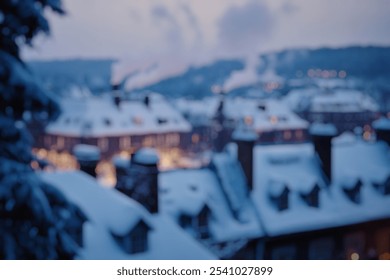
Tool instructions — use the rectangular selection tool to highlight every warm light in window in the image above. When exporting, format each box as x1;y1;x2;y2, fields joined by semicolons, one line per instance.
270;116;278;125
31;161;39;170
244;116;253;125
295;130;304;139
192;134;200;144
351;253;359;260
363;131;371;141
132;116;144;125
339;70;347;79
283;131;292;140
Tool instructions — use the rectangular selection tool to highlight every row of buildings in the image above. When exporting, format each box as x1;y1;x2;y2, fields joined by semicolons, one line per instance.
39;116;390;259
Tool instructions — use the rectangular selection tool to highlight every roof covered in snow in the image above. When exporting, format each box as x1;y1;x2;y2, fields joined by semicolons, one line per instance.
159;167;263;244
41;171;215;260
252;136;390;237
175;97;308;130
284;89;379;113
46;93;192;137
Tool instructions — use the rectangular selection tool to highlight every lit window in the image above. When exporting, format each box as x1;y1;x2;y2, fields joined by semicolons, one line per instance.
192;134;200;144
98;138;109;152
283;131;292;140
57;137;65;149
244;116;253;126
132;116;143;125
120;137;131;149
295;130;303;140
270;116;278;125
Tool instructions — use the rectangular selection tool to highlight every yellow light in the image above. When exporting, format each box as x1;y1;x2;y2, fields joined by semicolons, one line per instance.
192;134;200;144
351;253;359;260
379;252;390;260
363;131;371;141
339;70;347;79
270;116;278;125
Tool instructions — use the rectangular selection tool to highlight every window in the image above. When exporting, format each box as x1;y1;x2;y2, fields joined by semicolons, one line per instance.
57;137;65;149
98;138;109;152
120;137;131;150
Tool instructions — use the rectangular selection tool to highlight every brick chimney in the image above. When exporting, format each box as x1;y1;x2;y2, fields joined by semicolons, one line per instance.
232;126;258;191
309;123;337;184
73;144;100;178
115;148;159;214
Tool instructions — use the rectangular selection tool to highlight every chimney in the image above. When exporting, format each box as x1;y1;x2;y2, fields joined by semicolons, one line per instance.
112;83;122;109
143;95;150;108
113;155;130;190
373;118;390;146
73;144;101;178
116;148;159;214
343;178;363;204
309;123;337;184
232;126;257;191
212;97;226;152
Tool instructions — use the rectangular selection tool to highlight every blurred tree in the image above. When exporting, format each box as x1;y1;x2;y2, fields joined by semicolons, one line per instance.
0;0;87;259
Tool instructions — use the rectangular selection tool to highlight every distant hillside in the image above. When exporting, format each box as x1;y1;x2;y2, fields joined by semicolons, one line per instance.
28;59;115;94
144;59;244;99
266;46;390;79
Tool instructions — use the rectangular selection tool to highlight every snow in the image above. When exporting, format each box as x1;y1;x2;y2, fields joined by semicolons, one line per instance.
211;153;249;215
175;96;308;131
159;168;263;243
132;148;159;165
232;128;258;142
46;93;191;137
309;123;338;136
40;171;215;260
284;88;379;113
252;138;390;237
73;145;100;161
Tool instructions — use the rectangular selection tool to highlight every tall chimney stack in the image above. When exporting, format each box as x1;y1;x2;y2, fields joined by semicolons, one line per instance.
116;148;159;214
232;126;258;191
73;144;101;178
309;123;337;184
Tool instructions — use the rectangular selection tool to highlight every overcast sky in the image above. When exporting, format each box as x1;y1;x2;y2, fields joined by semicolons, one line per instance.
23;0;390;62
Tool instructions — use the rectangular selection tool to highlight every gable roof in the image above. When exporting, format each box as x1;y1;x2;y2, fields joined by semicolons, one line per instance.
41;171;215;260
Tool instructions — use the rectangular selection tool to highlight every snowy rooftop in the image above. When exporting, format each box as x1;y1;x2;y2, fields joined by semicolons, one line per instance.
46;93;192;137
73;144;101;161
41;171;215;260
252;136;390;237
284;89;379;113
159;167;263;243
174;97;308;131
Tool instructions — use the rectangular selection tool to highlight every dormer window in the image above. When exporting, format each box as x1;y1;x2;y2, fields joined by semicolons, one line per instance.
300;184;320;208
157;118;168;125
373;176;390;195
343;179;363;204
111;219;151;254
103;118;111;127
268;181;290;211
178;205;211;240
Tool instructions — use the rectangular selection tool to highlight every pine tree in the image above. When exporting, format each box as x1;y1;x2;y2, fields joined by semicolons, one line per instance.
0;0;86;259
